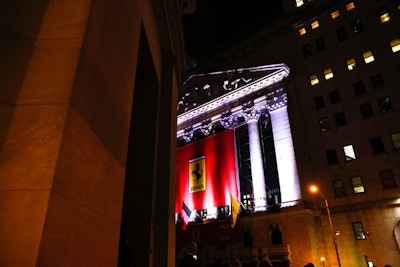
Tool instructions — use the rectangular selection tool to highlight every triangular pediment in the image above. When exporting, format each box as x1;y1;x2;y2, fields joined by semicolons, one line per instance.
177;64;290;135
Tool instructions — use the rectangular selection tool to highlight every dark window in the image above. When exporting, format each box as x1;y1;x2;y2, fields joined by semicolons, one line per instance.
302;44;312;57
326;149;339;165
335;112;347;126
370;73;385;89
336;26;348;41
353;81;366;95
319;117;331;132
329;90;341;104
359;103;374;118
379;169;397;189
351;18;364;34
370;137;385;154
378;96;393;113
315;37;326;51
333;179;346;197
314;96;325;109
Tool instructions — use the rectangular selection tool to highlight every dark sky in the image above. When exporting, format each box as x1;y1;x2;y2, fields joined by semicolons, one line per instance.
182;0;285;69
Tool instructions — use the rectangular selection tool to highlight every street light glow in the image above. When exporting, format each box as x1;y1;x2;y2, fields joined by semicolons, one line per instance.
310;185;318;193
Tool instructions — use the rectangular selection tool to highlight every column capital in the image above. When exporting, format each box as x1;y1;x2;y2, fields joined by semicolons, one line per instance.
243;106;261;122
267;91;287;112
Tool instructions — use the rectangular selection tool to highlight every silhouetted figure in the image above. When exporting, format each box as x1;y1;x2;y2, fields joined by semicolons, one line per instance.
304;263;314;267
178;241;200;267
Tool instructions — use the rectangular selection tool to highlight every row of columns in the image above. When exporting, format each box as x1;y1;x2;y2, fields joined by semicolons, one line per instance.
180;95;301;211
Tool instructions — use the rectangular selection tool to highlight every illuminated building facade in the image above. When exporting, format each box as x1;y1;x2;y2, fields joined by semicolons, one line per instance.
0;1;185;266
176;0;400;267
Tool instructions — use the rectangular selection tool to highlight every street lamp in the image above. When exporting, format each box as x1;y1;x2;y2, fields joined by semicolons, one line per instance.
310;185;342;267
320;256;325;267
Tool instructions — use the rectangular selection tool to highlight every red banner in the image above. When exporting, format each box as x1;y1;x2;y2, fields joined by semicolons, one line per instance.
176;129;239;213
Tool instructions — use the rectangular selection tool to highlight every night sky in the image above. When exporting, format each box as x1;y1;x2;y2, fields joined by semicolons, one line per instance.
182;0;285;69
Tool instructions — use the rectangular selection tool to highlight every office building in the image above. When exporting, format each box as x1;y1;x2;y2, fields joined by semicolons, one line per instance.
175;1;400;266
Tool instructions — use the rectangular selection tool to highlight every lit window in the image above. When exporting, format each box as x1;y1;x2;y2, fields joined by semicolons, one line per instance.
331;10;340;19
333;179;345;197
351;176;365;193
298;27;307;35
346;2;355;11
390;38;400;53
390;132;400;150
324;67;334;80
352;222;366;240
296;0;304;7
380;13;390;23
346;57;356;70
310;73;319;86
377;7;390;23
343;145;356;161
363;50;374;64
380;169;397;189
311;20;319;29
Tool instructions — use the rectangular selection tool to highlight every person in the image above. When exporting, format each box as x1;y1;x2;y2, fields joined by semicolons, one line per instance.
304;263;314;267
178;241;200;267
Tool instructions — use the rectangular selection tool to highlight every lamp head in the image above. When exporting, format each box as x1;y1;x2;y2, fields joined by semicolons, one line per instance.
309;185;319;193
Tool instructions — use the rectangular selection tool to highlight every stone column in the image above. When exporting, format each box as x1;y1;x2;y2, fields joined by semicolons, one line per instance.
243;107;267;211
268;101;301;207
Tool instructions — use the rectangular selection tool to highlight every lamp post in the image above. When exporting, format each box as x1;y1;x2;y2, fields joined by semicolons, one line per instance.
310;185;342;267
